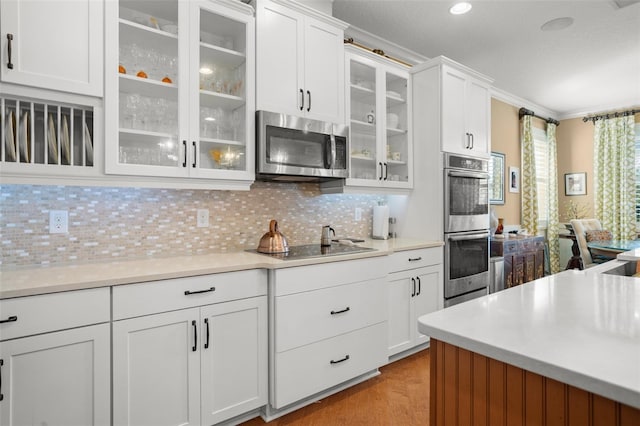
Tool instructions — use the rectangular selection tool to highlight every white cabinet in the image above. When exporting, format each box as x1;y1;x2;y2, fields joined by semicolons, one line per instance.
112;271;268;426
387;248;443;357
0;288;111;426
413;56;492;157
344;46;412;189
0;0;103;97
255;0;346;124
269;257;388;411
105;0;255;186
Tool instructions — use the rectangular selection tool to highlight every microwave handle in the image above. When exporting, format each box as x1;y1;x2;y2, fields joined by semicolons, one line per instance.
328;134;336;169
447;170;488;180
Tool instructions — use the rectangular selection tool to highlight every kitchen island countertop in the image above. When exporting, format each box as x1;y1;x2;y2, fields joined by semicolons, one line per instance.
418;270;640;409
0;238;442;299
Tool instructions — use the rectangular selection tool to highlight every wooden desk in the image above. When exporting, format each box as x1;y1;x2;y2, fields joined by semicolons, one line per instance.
559;233;583;270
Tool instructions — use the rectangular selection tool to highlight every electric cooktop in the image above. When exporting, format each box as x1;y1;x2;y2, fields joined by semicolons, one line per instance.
250;243;375;260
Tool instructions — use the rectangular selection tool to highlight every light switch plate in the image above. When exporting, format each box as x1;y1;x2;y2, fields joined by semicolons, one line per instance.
197;209;209;227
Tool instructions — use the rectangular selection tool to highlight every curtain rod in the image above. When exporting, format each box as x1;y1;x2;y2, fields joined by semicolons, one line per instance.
518;107;559;126
582;108;639;123
344;38;412;67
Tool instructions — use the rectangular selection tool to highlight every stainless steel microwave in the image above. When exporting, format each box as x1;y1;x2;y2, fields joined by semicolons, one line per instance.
256;110;348;181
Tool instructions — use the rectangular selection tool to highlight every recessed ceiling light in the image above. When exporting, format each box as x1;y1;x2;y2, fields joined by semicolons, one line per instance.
540;17;574;31
450;2;472;15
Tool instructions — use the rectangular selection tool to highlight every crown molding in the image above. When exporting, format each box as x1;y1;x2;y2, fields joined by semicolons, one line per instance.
490;86;559;121
343;25;428;66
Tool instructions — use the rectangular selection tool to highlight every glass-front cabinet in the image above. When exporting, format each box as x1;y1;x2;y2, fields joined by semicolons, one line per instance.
105;0;255;184
345;46;412;190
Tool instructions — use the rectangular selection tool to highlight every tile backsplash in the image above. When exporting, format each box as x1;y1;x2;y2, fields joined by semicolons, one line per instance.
0;182;383;268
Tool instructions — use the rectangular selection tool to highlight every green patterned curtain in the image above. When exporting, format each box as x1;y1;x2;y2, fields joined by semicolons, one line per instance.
546;123;561;273
521;115;538;235
594;115;636;240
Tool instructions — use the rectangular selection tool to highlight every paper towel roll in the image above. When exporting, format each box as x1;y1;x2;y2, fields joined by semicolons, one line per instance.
372;205;389;240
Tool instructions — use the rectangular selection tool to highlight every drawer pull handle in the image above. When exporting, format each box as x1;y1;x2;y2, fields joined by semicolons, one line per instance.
330;307;350;315
184;286;216;296
204;318;210;349
0;316;17;324
411;278;416;297
330;355;350;365
408;257;422;262
0;359;4;401
192;320;197;352
416;276;421;296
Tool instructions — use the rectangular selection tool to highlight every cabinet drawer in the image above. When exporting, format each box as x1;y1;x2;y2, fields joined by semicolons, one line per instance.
113;269;267;320
273;256;386;296
387;247;442;273
273;321;387;409
0;287;110;341
275;278;386;352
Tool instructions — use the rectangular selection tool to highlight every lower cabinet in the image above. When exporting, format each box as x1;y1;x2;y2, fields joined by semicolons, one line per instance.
112;296;267;426
387;248;443;357
0;288;111;426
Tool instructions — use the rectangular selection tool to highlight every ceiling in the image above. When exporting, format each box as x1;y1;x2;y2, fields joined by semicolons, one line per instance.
332;0;640;119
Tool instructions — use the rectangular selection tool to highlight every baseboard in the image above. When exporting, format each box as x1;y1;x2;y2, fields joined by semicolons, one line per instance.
387;342;430;364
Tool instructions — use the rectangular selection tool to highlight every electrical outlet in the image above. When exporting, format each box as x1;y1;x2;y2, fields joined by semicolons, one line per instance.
355;207;362;221
49;210;68;234
197;209;209;228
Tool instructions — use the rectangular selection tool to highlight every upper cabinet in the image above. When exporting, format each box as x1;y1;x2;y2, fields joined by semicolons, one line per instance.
0;0;103;97
255;0;347;124
344;46;413;190
413;56;492;157
104;0;255;187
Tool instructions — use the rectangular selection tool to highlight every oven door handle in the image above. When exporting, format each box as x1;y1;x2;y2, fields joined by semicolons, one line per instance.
447;232;490;241
447;170;488;179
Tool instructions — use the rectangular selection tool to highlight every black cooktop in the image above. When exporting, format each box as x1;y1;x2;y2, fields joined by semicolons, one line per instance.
250;243;375;260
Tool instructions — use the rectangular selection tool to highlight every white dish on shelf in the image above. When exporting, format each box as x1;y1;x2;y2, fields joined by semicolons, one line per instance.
83;121;93;165
61;116;71;164
4;110;16;161
19;111;30;163
47;114;58;164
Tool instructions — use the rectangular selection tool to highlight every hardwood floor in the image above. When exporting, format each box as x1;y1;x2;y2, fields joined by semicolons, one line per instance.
241;349;430;425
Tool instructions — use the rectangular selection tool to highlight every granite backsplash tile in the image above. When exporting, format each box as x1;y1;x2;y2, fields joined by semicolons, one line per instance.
0;182;383;268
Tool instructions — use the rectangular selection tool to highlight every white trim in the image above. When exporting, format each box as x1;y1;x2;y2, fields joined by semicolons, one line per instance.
490;86;558;120
343;25;428;66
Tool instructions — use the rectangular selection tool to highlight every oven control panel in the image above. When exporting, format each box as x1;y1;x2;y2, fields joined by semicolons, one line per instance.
445;153;488;172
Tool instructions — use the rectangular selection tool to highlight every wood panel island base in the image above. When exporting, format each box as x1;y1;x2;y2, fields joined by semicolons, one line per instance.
430;339;640;426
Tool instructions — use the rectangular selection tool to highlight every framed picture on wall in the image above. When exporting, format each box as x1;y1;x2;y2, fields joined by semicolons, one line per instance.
509;166;520;193
489;152;505;204
565;172;587;195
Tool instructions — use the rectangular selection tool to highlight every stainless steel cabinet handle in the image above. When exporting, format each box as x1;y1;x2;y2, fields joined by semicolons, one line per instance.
416;276;421;296
6;34;14;69
184;286;216;296
330;355;350;365
192;141;197;168
182;140;187;167
192;320;197;352
299;88;304;111
204;318;210;349
330;307;350;315
411;277;416;297
0;316;17;324
306;90;311;112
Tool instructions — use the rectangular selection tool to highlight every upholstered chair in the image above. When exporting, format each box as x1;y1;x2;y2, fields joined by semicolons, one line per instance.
570;218;607;268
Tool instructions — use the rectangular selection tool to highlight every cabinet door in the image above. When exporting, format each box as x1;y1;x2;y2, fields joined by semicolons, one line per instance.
255;0;303;117
441;66;467;154
412;266;441;346
383;67;411;187
466;79;490;154
200;297;267;425
387;275;413;356
0;324;110;426
0;0;103;97
112;309;201;426
190;0;255;180
303;15;344;123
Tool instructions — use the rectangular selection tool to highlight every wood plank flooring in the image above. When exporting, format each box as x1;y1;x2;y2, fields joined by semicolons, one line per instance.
241;349;430;425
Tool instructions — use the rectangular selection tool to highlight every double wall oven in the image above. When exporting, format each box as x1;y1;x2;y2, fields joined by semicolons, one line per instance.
443;153;490;307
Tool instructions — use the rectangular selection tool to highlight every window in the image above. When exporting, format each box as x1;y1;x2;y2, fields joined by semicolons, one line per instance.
532;126;549;227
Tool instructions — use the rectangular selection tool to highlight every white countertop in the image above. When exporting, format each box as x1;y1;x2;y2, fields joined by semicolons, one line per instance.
0;238;442;299
418;270;640;409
